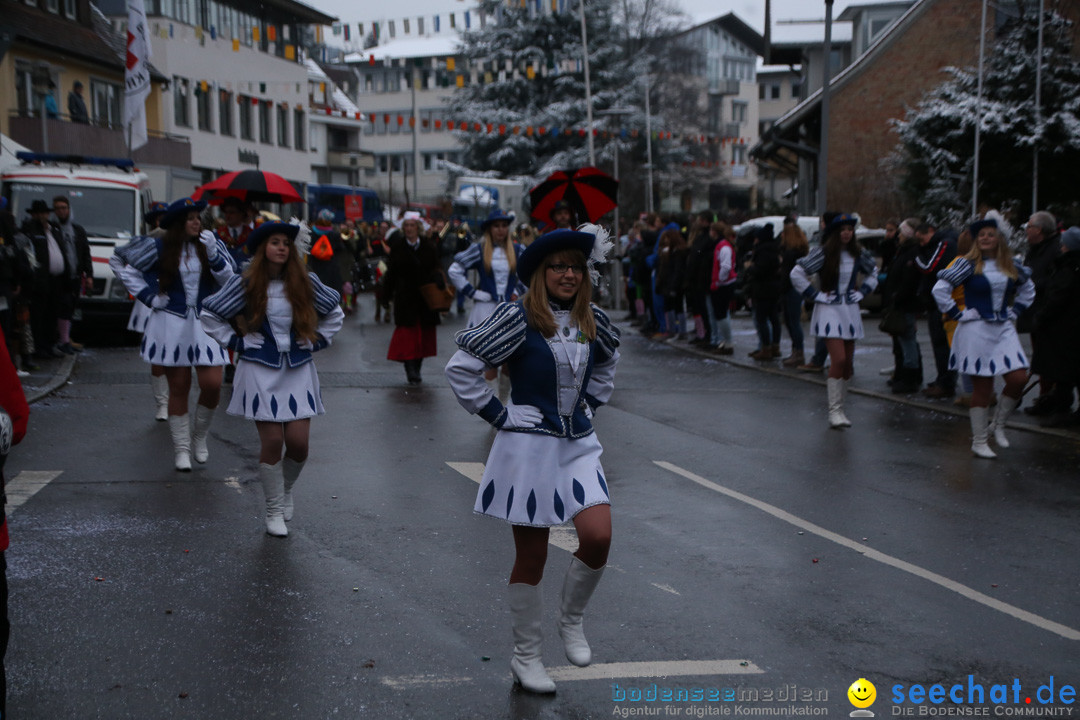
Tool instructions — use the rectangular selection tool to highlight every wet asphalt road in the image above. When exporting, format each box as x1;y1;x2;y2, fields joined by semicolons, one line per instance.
5;301;1080;719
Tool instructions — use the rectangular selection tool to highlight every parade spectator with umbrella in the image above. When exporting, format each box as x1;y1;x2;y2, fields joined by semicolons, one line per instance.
530;167;618;230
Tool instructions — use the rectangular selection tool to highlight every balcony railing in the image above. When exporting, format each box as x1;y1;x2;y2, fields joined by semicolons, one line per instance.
8;113;192;168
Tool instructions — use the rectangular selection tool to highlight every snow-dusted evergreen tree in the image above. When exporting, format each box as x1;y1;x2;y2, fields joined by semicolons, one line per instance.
446;0;693;193
892;8;1080;224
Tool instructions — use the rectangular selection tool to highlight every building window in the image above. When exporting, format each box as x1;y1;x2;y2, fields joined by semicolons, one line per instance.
90;79;122;128
294;109;305;150
276;105;289;147
45;0;59;12
791;77;803;100
173;77;190;127
196;86;213;132
731;101;747;124
731;144;746;165
239;95;253;140
63;0;75;17
219;90;233;136
258;101;271;144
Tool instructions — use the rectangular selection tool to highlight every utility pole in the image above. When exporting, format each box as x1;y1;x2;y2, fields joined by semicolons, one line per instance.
816;0;834;215
579;0;595;166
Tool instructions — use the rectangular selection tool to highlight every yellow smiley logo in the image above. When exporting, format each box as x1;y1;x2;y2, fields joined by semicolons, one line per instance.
848;678;876;709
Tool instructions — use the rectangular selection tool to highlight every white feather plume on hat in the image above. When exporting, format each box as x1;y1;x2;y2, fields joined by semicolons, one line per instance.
577;222;612;286
289;217;312;257
982;209;1014;241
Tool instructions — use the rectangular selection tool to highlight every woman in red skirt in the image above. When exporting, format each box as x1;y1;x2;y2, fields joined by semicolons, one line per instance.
384;211;443;384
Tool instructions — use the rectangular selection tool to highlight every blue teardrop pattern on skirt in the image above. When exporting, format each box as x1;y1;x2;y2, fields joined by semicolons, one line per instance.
974;358;982;374
241;392;247;412
307;392;316;411
270;395;279;418
824;323;831;335
573;478;585;505
597;470;609;498
288;394;298;416
553;489;565;521
526;490;537;522
186;346;195;364
141;337;148;353
505;486;515;517
173;346;181;363
949;355;958;369
989;359;996;374
194;345;201;362
481;479;496;512
849;324;855;337
1004;355;1012;369
252;394;260;416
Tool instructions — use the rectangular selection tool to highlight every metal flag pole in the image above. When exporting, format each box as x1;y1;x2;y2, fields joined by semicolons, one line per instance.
579;0;595;166
1032;0;1044;212
816;0;834;215
973;0;987;217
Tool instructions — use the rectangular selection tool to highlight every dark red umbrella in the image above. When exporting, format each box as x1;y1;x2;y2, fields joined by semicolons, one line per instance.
193;170;304;205
530;167;618;224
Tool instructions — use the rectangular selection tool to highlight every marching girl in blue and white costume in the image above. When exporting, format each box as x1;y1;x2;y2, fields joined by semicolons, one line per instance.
115;200;170;421
111;198;235;471
200;221;344;536
932;217;1034;458
790;213;878;428
445;226;620;694
448;208;525;329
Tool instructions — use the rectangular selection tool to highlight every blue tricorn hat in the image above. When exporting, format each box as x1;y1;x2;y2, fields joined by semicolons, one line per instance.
969;217;998;238
517;229;596;287
159;197;207;229
245;221;300;255
829;213;858;231
145;201;169;225
481;208;514;232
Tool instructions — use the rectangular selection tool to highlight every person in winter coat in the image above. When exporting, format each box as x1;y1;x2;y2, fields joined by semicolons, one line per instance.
444;226;619;695
708;222;737;354
684;210;717;345
932;216;1034;458
201;221;344;536
654;228;688;339
790;214;878;428
50;195;93;355
745;224;784;360
880;218;924;394
307;209;346;298
384;211;443;384
778;217;809;366
1030;226;1080;424
915;221;959;398
110;198;235;471
1021;210;1065;415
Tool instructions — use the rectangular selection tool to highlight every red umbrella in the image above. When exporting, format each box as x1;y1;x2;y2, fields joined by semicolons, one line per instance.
530;167;618;224
193;170;304;205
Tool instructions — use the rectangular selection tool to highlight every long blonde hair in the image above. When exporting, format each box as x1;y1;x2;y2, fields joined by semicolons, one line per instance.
522;249;596;340
482;227;516;275
964;228;1018;280
238;235;318;342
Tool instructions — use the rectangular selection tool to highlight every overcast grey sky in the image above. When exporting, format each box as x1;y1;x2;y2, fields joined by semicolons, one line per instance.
308;0;903;34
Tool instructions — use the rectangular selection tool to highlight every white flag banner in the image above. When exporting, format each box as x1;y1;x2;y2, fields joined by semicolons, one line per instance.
124;0;152;151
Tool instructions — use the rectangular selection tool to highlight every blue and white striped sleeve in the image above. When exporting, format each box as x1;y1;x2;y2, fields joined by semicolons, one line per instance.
201;273;246;321
454;302;527;366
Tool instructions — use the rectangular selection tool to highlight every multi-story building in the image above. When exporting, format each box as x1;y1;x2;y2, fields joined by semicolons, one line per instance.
305;57;369;187
0;0;182;168
341;36;467;209
755;63;803;210
663;13;764;214
98;0;336;200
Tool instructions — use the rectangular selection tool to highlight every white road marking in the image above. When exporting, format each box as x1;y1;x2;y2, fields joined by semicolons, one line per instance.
654;460;1080;642
5;471;62;514
381;659;763;689
651;582;680;596
224;476;243;493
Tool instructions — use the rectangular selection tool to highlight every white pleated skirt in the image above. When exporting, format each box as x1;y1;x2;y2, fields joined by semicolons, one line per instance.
949;320;1028;377
810;303;864;340
127;302;151;333
227;357;324;421
140;308;230;367
475;431;610;527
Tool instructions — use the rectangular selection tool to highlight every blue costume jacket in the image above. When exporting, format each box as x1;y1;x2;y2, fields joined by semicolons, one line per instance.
112;234;235;316
449;241;526;302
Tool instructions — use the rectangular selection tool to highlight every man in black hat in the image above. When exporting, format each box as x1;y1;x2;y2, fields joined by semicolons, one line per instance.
20;200;67;358
51;196;92;354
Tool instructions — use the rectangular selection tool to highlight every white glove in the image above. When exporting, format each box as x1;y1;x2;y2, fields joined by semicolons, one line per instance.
814;292;836;304
472;290;493;302
242;332;265;350
958;308;981;323
199;230;219;259
150;294;169;309
847;290;864;304
297;337;315;351
503;402;542;429
1007;308;1018;322
584;403;595;420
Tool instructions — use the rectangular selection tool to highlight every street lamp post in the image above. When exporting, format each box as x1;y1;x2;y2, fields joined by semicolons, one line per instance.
596;107;633;311
579;0;595;166
817;0;834;215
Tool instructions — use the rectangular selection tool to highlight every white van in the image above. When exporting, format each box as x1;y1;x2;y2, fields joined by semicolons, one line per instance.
1;153;152;324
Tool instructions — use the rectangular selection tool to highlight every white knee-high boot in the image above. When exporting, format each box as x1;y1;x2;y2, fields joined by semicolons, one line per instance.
991;394;1019;448
826;378;848;429
970;406;996;458
838;379;853;426
151;374;169;421
259;462;288;537
281;457;305;522
508;583;556;693
191;405;215;463
167;414;191;471
557;557;605;667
